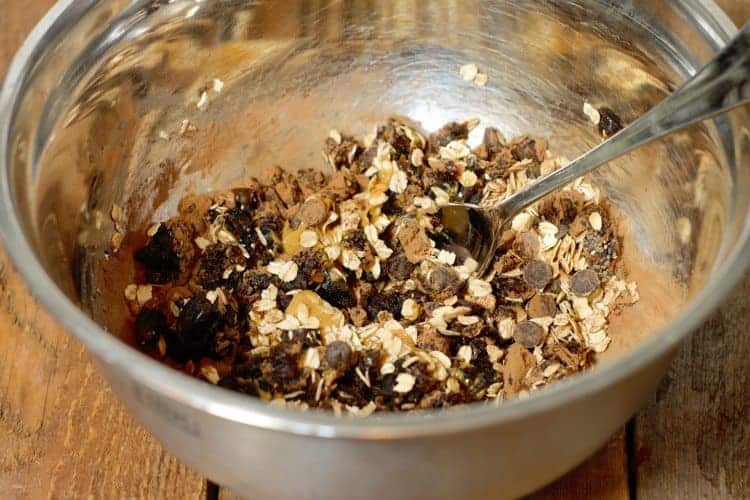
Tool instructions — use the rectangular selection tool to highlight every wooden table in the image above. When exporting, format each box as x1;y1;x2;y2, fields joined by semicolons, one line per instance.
1;1;748;498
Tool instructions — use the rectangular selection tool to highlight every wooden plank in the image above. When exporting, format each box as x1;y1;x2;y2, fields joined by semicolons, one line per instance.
0;2;207;498
528;432;630;500
635;273;750;498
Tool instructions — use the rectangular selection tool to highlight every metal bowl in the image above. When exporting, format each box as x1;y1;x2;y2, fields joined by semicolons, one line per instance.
1;1;747;498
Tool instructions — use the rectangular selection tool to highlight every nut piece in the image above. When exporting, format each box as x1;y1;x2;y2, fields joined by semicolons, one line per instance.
398;221;433;264
513;320;544;349
570;269;601;297
299;197;328;226
523;260;552;289
527;293;557;318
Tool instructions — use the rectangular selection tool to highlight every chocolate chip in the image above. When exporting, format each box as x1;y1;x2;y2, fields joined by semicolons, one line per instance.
598;107;623;138
134;308;168;348
570;269;600;296
325;341;353;370
523;260;552;289
513;321;544;349
527;293;557;318
512;232;540;260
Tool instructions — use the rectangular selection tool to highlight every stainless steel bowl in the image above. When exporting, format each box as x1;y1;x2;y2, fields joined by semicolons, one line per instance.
1;1;747;498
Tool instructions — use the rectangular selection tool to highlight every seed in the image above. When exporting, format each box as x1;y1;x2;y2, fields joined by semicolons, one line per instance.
570;269;600;297
523;260;552;289
513;320;544;349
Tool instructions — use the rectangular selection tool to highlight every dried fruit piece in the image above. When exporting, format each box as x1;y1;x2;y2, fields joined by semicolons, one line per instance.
135;225;180;284
134;308;168;348
570;269;601;297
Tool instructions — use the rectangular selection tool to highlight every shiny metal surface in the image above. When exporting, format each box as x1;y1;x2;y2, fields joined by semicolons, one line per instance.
451;22;750;276
0;1;747;499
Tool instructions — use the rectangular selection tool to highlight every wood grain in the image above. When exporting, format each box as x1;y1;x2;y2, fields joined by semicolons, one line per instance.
0;1;748;499
0;1;207;498
634;275;750;498
529;432;630;500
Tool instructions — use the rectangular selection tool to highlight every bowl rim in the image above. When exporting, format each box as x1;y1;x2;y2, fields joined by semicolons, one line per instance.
0;0;745;440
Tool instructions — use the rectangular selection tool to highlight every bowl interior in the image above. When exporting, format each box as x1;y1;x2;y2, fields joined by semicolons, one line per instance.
6;0;747;375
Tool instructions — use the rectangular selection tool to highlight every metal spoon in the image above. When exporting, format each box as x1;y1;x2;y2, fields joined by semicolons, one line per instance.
442;23;750;276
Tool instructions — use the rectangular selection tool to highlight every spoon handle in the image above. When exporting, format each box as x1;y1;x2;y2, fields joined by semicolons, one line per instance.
499;23;750;215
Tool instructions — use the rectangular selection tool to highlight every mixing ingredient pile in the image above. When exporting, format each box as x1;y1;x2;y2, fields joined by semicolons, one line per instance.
124;117;639;415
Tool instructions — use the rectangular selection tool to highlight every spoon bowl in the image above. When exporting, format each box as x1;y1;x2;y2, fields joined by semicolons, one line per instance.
440;22;750;276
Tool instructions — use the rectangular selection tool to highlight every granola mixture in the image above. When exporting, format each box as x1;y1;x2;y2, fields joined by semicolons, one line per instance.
125;118;639;415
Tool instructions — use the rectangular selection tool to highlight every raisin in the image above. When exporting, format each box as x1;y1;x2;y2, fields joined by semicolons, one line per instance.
223;208;255;247
196;245;229;289
176;296;223;359
365;292;403;320
317;274;356;309
135;225;179;284
134;308;168;348
266;340;303;390
510;135;548;163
